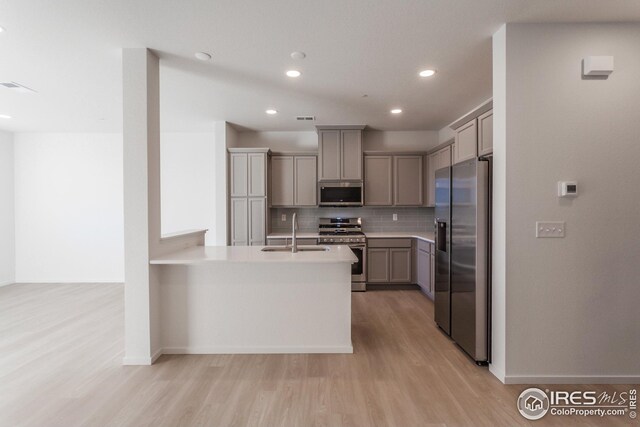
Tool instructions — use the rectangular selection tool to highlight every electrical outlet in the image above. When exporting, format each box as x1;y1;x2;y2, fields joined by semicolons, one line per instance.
393;213;398;221
281;214;286;222
536;221;565;238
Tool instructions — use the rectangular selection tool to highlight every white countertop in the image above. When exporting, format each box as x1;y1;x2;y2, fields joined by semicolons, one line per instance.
267;231;434;243
150;245;358;265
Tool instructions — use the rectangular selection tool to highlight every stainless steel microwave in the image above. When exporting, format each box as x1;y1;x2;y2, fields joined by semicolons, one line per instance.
318;182;363;207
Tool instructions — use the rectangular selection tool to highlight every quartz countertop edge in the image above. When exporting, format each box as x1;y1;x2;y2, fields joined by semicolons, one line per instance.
267;231;435;243
150;245;358;265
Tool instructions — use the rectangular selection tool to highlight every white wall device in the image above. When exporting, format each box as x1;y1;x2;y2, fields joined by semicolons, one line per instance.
558;181;578;198
583;56;614;76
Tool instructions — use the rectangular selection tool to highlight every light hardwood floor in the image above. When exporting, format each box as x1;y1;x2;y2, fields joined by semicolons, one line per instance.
0;283;632;427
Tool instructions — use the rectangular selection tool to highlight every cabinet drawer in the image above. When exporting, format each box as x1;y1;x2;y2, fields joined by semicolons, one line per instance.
268;238;287;246
368;238;412;248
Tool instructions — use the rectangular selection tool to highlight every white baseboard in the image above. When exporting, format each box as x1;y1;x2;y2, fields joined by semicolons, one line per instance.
122;348;163;366
162;345;354;355
0;281;15;288
504;375;640;384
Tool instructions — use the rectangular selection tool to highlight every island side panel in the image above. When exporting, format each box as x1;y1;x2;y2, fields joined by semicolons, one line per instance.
158;262;352;354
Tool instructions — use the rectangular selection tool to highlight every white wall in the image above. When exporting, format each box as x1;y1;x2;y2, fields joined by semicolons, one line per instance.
495;23;640;383
235;130;438;152
0;131;15;286
14;133;124;283
161;132;216;245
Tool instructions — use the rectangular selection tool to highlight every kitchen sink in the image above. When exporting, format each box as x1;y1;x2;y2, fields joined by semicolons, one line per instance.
261;245;330;252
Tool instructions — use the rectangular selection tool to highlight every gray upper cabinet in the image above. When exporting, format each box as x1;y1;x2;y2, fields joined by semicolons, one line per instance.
394;156;423;206
340;130;363;180
248;153;266;197
426;145;452;207
270;156;294;206
230;153;248;197
270;154;317;207
294;156;317;206
478;109;493;156
318;130;341;180
364;156;393;206
364;153;424;207
228;149;269;246
317;126;364;181
453;119;477;165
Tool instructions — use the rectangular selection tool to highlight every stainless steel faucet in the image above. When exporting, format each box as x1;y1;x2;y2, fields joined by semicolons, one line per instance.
291;212;298;253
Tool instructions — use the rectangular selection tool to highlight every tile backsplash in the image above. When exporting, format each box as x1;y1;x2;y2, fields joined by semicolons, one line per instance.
270;207;434;233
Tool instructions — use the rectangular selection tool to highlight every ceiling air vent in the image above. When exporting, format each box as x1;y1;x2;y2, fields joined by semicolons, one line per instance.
0;81;37;93
296;116;315;121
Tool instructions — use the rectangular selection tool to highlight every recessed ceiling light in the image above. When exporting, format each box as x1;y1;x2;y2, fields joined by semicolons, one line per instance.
195;52;212;61
419;69;437;77
290;51;306;60
390;109;402;114
0;114;12;119
265;109;278;115
286;70;301;78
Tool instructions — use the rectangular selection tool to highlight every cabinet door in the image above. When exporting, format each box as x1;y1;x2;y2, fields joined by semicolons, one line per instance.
364;156;393;206
478;110;493;156
248;198;266;246
230;198;248;246
389;248;412;283
230;153;248;197
367;248;390;283
340;130;362;180
271;156;294;206
453;119;477;164
394;155;423;206
426;152;437;207
248;153;266;197
439;145;452;169
416;248;431;294
294;156;317;206
430;252;435;295
318;130;341;181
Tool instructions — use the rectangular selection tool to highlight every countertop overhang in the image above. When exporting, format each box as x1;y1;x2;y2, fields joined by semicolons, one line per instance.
150;245;358;265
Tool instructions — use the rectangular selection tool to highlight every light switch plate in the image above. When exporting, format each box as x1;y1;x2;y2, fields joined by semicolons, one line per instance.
393;213;398;221
281;214;286;222
536;221;565;238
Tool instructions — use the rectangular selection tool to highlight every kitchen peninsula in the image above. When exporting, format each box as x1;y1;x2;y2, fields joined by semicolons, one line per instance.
150;244;357;355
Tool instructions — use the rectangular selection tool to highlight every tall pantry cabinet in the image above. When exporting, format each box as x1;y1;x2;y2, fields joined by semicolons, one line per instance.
228;148;270;246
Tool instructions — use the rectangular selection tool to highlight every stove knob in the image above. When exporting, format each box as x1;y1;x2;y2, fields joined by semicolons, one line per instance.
330;238;334;242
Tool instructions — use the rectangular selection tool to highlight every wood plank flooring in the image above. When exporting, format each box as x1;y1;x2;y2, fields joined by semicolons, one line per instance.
0;283;632;426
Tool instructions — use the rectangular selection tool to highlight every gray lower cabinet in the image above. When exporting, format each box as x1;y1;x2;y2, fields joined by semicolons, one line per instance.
367;248;390;283
231;197;266;246
367;239;412;284
364;154;424;207
416;242;432;298
270;155;317;207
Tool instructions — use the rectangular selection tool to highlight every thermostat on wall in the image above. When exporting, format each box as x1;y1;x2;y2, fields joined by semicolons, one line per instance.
558;181;578;198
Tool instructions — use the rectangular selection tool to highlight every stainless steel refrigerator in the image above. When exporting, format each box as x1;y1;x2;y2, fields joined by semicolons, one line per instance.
434;157;491;363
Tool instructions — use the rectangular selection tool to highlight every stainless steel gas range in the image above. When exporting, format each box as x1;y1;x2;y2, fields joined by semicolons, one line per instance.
318;218;367;291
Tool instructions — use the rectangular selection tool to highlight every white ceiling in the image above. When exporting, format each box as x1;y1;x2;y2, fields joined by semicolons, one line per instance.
1;0;639;133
